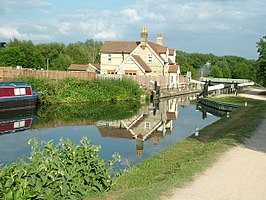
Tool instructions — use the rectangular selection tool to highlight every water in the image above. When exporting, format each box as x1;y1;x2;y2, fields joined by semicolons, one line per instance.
0;96;219;168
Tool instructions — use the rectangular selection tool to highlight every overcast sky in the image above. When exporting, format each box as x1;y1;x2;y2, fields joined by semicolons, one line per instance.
0;0;265;59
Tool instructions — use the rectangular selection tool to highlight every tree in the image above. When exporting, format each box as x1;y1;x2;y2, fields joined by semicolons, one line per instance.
256;36;266;86
50;53;73;70
65;43;88;64
83;39;102;64
36;42;66;70
0;39;44;68
210;66;223;78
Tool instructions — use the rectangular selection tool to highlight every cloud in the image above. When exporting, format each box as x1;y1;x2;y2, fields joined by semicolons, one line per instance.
120;8;141;23
94;30;119;40
1;0;53;10
0;0;265;59
58;22;71;36
0;27;22;38
0;26;53;41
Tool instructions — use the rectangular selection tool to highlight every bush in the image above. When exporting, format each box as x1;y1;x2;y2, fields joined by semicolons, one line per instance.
14;76;143;105
0;137;120;199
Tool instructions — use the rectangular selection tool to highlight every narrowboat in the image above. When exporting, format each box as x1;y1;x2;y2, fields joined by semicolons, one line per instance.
0;82;38;111
0;107;36;135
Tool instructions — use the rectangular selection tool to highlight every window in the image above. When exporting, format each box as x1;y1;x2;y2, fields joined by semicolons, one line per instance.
14;120;26;129
125;70;136;75
14;88;26;95
108;54;112;61
148;54;152;62
144;122;150;129
107;70;115;74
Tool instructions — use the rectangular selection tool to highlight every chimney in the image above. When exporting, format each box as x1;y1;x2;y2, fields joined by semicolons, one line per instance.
156;34;163;46
140;26;148;48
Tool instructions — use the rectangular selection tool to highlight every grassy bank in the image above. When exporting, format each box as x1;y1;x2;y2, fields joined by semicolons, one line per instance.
89;97;266;200
14;76;145;105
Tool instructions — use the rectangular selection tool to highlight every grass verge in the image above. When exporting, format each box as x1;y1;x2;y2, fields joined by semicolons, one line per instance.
88;97;266;200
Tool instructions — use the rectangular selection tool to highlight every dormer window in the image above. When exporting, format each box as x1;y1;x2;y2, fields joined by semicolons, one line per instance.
108;54;112;61
148;54;152;63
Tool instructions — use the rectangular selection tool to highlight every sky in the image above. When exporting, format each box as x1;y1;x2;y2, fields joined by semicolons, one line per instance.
0;0;266;59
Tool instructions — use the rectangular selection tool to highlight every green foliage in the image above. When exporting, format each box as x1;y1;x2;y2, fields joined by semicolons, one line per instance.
175;50;256;80
0;137;120;199
13;76;143;105
210;65;223;78
256;36;266;86
0;38;102;70
0;39;44;68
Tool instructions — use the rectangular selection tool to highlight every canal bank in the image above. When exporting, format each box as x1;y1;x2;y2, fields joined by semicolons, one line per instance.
165;87;266;200
89;88;266;200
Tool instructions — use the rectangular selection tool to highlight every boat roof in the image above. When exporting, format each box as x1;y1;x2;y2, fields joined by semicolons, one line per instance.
0;82;30;87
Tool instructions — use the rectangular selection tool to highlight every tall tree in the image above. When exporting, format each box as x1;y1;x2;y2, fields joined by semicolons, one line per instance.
256;36;266;86
210;66;223;78
0;39;44;68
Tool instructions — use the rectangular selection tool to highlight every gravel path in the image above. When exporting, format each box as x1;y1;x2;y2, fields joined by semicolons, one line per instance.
164;87;266;200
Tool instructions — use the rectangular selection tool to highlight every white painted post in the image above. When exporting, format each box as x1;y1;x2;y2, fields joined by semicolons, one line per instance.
195;128;199;136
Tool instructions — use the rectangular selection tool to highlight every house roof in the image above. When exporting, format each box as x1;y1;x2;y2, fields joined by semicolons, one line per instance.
68;64;88;71
89;63;101;72
169;48;175;55
132;55;152;73
100;41;139;53
168;64;179;73
98;127;134;139
148;42;167;54
100;40;172;63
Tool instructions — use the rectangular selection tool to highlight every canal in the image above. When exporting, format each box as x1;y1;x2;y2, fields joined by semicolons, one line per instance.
0;95;219;168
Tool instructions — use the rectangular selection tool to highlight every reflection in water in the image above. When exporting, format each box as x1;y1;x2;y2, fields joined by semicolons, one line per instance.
0;108;37;135
196;102;228;119
0;95;219;168
97;97;179;155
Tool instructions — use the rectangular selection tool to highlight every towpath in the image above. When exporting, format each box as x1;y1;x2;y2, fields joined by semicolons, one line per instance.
164;87;266;200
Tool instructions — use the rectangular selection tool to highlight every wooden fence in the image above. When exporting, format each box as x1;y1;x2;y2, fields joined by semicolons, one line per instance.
0;67;96;81
0;67;188;90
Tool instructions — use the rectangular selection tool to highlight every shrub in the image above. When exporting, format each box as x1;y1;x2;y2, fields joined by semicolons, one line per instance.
14;76;143;105
0;137;120;199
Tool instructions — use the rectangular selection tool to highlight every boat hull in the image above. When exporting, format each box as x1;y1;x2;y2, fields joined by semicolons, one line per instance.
0;88;38;111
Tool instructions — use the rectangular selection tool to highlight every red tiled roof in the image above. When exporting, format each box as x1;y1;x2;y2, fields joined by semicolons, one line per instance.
100;40;170;63
169;48;175;55
132;55;152;73
100;41;139;53
168;65;179;73
68;64;88;71
148;42;167;54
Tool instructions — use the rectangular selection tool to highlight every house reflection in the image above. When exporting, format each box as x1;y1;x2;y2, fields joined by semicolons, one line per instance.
97;98;178;155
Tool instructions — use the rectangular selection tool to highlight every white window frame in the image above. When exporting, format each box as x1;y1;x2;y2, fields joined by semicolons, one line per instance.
148;54;152;63
108;54;112;62
14;88;26;95
14;120;26;128
144;122;150;129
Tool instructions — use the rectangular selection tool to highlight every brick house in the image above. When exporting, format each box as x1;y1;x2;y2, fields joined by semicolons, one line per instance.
99;26;180;88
